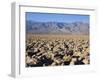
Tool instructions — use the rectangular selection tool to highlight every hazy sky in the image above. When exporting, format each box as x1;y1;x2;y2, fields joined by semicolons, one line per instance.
26;12;89;23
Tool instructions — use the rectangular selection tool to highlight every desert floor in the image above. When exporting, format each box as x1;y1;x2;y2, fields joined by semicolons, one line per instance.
25;34;89;67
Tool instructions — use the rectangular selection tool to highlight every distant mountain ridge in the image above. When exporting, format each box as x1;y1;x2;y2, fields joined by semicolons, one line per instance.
26;21;89;34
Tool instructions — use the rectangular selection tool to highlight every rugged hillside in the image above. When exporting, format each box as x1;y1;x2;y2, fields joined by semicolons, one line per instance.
26;21;89;34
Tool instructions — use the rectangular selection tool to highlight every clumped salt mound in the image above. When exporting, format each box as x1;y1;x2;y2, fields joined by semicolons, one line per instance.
25;38;89;67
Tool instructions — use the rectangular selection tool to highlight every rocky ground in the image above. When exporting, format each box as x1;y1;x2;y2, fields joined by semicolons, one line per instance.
25;34;89;67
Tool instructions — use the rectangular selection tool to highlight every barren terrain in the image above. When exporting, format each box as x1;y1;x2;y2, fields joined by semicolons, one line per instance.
25;34;89;67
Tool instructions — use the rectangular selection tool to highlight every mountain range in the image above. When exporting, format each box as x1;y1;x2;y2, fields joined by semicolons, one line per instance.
26;21;89;34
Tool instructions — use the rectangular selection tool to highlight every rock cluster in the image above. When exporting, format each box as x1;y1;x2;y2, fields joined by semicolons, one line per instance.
26;38;89;67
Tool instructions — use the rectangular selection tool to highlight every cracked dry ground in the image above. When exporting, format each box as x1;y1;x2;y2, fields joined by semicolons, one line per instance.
25;34;89;67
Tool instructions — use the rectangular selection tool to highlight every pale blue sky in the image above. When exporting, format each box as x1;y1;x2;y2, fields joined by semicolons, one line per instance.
26;12;89;23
